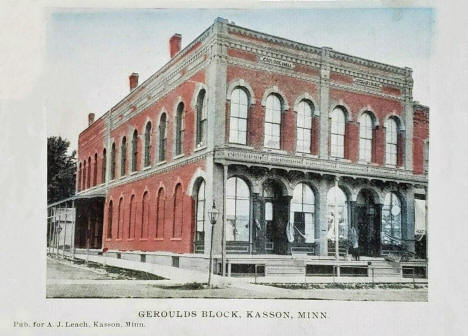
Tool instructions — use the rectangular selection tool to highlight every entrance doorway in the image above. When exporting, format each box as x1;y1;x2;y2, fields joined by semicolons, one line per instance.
262;180;289;255
355;189;381;257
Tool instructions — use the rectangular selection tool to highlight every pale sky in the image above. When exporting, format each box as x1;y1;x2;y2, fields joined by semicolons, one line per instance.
44;8;434;151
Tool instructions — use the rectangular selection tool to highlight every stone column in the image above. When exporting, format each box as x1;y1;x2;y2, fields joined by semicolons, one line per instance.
318;48;331;159
317;178;330;255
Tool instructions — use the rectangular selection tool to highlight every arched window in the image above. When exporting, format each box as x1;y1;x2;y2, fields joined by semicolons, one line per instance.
195;180;206;243
296;100;313;153
381;192;402;246
386;118;398;166
107;200;113;239
110;143;116;180
101;148;107;183
87;157;91;188
264;94;282;149
196;89;207;147
175;103;184;155
327;186;349;242
359;112;373;163
158;114;167;162
330;107;346;158
144;122;152;167
83;160;87;190
290;183;315;243
117;197;124;239
132;130;138;172
120;137;127;176
229;88;248;145
226;177;250;241
78;162;82;191
128;195;136;239
141;191;149;239
155;188;165;238
93;153;98;186
173;184;183;238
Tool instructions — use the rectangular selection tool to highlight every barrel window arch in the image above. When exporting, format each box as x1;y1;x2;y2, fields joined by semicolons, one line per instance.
296;100;314;153
226;177;250;242
194;179;206;244
359;112;374;163
229;87;249;145
144;122;152;167
175;103;184;156
107;200;113;239
158;115;167;162
93;153;98;186
385;117;400;166
131;129;138;172
330;107;347;158
264;94;282;149
120;137;127;176
196;89;207;147
290;183;315;243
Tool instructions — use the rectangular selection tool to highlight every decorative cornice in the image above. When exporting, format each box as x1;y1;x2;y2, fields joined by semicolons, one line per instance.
214;146;427;185
227;22;409;77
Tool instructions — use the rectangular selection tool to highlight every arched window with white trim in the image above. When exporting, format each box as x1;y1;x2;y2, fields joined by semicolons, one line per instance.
264;94;282;149
195;180;206;244
175;103;184;155
229;88;248;144
120;137;127;176
290;183;315;243
110;143;116;180
296;100;313;153
144;122;152;167
107;200;113;239
155;188;165;238
196;90;207;147
131;130;138;172
359;112;373;163
226;177;250;242
101;149;106;183
386;118;398;166
330;107;346;158
158;114;167;162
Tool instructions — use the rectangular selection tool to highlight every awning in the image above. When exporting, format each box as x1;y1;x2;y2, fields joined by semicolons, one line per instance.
47;191;106;208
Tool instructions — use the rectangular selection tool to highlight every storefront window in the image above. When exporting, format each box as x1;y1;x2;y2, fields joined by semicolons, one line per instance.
327;186;349;242
381;192;402;246
290;183;315;243
226;177;250;241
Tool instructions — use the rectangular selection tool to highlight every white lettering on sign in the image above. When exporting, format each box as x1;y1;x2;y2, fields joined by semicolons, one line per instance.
260;56;294;69
354;78;382;90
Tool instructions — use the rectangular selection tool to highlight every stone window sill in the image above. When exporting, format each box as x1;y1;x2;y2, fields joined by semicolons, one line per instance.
194;145;207;152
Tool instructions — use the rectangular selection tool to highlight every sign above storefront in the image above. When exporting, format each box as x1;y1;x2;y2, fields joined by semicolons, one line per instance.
260;56;294;69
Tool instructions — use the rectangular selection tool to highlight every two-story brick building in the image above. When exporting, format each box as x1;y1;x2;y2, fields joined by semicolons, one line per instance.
71;18;428;276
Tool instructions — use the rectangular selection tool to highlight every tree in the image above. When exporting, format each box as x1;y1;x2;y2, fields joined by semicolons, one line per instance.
48;136;76;204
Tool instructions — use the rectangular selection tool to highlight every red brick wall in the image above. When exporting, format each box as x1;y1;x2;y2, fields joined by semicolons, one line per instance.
227;65;318;153
77;118;106;190
413;108;429;174
102;160;205;253
329;88;403;164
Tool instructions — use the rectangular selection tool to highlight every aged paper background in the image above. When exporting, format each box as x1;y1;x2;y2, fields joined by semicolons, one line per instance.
0;1;467;335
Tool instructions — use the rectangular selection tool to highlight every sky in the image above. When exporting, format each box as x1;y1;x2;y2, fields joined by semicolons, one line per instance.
44;7;434;151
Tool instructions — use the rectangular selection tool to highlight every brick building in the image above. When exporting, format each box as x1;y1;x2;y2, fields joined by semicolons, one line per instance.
72;18;428;275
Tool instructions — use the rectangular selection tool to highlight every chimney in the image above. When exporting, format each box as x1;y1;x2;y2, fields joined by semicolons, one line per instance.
169;33;182;58
129;72;139;91
88;113;95;126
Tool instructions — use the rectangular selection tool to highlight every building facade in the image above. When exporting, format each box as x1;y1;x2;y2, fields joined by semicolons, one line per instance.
74;18;428;269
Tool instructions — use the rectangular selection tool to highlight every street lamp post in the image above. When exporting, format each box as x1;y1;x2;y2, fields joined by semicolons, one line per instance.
207;201;219;288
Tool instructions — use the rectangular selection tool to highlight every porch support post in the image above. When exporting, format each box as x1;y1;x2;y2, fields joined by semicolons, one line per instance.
317;178;329;256
374;204;383;257
252;193;264;254
404;185;416;253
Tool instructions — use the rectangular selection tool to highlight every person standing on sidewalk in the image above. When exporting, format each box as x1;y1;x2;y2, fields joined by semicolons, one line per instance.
350;226;360;261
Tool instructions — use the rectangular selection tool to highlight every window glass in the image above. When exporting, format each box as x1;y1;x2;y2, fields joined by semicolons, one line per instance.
290;183;315;243
264;94;282;149
196;180;206;240
327;186;348;242
296;101;313;153
229;88;248;144
330;108;346;158
381;192;402;246
226;177;250;242
359;113;373;162
386;118;398;165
